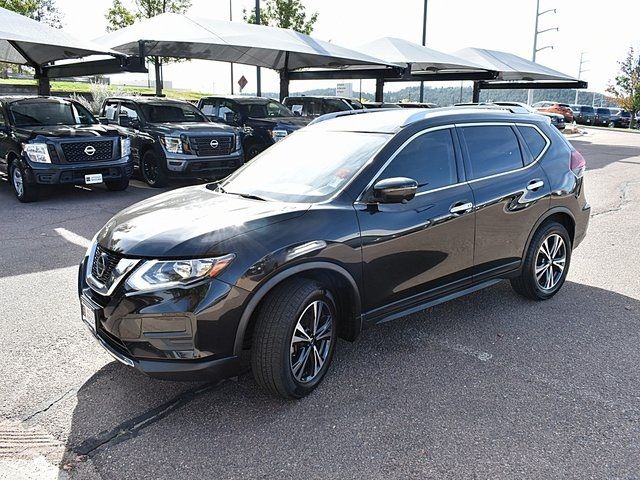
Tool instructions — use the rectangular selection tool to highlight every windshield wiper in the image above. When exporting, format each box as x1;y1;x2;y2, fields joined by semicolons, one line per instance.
228;192;268;201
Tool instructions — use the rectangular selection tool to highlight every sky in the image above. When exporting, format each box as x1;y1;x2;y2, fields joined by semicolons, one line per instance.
55;0;640;96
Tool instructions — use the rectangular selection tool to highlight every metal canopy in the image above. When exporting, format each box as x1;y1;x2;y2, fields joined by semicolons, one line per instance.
358;37;487;74
0;6;121;66
454;47;580;83
95;13;399;72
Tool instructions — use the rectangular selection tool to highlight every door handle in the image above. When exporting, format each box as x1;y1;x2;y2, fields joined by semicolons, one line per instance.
527;180;545;191
450;202;473;214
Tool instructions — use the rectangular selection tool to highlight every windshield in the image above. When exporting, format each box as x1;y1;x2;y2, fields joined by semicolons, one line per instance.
243;100;293;118
220;130;390;202
139;102;207;123
9;100;97;127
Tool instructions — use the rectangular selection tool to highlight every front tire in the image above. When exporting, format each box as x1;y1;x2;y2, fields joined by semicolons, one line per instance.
141;151;168;188
10;162;38;202
251;279;338;399
104;176;130;191
511;221;572;300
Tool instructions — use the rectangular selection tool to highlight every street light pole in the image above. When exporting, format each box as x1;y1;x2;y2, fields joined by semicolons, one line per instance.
574;52;588;104
230;0;234;94
527;0;558;105
255;0;262;97
419;0;428;103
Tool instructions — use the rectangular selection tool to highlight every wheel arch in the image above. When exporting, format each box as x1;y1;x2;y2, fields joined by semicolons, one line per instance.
233;261;363;355
524;207;576;257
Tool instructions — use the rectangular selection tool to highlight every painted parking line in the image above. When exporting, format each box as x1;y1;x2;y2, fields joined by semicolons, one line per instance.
53;228;91;249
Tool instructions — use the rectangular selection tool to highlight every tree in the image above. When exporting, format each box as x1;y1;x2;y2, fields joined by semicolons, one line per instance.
607;47;640;126
105;0;135;32
244;0;318;35
0;0;63;27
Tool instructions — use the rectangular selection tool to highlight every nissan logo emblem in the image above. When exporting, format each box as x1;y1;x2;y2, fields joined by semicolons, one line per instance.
84;145;96;156
209;139;219;149
94;252;108;278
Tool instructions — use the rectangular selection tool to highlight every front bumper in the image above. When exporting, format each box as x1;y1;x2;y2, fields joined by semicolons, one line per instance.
164;151;244;179
27;156;133;185
78;256;249;381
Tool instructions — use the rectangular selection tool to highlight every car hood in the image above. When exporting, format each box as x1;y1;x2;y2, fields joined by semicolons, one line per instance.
538;112;564;120
15;124;123;141
146;122;235;136
248;116;311;131
96;185;310;257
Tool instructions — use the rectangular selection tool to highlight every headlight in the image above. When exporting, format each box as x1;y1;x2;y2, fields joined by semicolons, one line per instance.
160;135;183;154
271;129;288;142
234;132;241;151
23;143;51;163
126;254;235;292
120;137;131;158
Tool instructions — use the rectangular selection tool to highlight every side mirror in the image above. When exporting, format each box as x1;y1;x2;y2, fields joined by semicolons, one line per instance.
98;117;109;125
224;112;239;125
372;177;418;204
120;115;140;129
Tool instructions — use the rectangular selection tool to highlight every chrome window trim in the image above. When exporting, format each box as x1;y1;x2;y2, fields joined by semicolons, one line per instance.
456;122;551;184
355;124;457;202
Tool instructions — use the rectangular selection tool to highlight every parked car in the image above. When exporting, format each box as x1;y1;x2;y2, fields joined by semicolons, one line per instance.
79;107;589;398
608;108;631;128
0;96;132;202
363;102;401;109
100;97;242;188
492;101;566;130
570;105;595;125
197;96;310;159
593;107;612;127
282;96;362;117
397;102;439;108
532;101;574;122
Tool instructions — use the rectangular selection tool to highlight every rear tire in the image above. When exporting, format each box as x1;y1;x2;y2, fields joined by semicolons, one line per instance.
141;151;168;188
511;221;572;300
10;162;38;202
105;176;130;191
251;279;337;399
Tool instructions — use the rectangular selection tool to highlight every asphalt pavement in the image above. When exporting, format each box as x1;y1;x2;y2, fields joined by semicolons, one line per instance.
0;127;639;479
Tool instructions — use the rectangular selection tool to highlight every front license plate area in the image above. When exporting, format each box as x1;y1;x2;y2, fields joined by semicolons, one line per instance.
81;297;99;334
85;173;103;185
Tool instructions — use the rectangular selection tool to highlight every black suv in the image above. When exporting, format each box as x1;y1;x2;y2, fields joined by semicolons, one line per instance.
197;96;310;159
101;97;243;187
594;107;612;126
0;96;132;202
282;96;363;117
608;108;631;128
570;105;595;125
78;108;590;399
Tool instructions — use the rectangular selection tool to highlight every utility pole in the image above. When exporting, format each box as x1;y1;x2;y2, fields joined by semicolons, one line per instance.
255;0;262;97
419;0;428;103
229;0;234;94
574;52;588;104
527;0;558;105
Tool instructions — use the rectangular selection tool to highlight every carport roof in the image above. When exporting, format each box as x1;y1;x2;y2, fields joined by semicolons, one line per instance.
0;6;121;66
453;47;579;83
94;12;399;71
358;37;488;74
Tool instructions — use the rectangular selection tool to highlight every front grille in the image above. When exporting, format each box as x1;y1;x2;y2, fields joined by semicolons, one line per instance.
189;135;234;157
61;139;115;163
91;244;121;284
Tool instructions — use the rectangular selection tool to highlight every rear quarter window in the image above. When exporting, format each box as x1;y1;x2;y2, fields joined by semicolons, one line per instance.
460;125;524;179
517;125;548;162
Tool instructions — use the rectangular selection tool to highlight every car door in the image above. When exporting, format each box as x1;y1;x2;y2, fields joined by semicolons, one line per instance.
0;104;10;174
356;126;476;319
457;123;551;282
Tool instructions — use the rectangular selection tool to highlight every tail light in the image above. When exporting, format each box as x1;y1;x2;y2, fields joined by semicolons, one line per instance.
570;150;586;177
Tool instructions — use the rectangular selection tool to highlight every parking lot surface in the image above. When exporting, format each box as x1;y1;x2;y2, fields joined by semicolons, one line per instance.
0;128;639;479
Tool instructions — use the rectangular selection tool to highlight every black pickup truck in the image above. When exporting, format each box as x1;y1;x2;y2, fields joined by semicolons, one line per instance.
101;97;244;187
197;96;310;159
0;96;132;202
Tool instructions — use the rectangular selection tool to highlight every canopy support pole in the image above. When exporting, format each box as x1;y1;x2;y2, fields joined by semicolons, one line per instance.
154;56;163;96
375;77;384;102
279;52;290;101
472;81;481;103
37;69;50;96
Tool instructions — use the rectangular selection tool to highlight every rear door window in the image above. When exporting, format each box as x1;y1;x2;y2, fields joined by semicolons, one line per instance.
459;125;524;179
517;125;548;162
379;128;458;193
